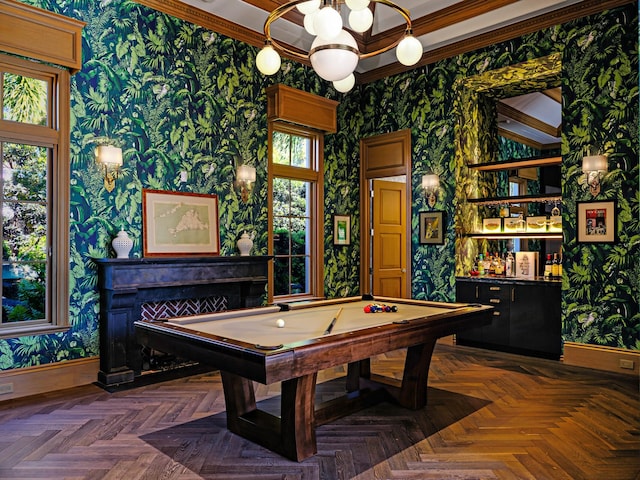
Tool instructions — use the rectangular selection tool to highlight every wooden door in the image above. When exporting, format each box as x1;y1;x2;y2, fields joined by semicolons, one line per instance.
372;179;407;297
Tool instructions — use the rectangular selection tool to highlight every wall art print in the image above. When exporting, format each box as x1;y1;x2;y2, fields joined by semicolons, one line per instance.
419;211;444;245
143;189;220;256
576;200;617;244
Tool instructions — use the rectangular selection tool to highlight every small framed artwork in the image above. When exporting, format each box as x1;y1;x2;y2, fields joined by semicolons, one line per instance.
333;214;351;246
577;200;617;243
419;211;444;245
515;251;538;279
142;189;220;257
482;218;502;233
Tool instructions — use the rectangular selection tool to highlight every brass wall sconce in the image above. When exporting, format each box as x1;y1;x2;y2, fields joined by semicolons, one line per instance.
581;154;608;196
421;173;440;207
95;145;123;192
236;164;256;203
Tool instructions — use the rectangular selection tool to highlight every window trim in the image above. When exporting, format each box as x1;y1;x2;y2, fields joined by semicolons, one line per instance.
0;54;70;338
267;121;324;303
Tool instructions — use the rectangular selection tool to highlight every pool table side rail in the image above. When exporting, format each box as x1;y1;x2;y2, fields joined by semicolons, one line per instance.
134;302;493;384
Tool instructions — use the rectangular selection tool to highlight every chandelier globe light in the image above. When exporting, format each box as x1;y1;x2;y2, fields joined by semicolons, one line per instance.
314;5;343;39
256;0;423;93
296;0;321;14
333;73;356;93
255;42;281;75
396;32;423;66
345;0;370;10
349;8;373;33
310;29;359;81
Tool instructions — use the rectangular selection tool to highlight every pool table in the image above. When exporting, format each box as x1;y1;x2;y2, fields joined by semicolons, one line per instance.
134;295;492;461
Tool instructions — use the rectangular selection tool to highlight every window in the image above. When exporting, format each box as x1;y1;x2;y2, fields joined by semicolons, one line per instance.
269;124;323;301
0;54;70;337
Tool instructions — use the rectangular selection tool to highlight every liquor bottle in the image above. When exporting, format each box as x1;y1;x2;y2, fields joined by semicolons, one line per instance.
478;253;485;275
494;252;504;275
551;253;559;278
505;251;514;277
556;253;563;278
544;254;552;278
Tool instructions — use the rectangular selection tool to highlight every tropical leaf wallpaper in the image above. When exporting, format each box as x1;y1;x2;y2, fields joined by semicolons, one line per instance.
0;0;637;371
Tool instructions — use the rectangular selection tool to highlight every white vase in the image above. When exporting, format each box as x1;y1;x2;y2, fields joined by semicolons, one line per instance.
237;231;253;256
112;229;133;258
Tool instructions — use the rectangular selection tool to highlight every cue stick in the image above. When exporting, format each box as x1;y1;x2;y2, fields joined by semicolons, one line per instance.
323;307;343;335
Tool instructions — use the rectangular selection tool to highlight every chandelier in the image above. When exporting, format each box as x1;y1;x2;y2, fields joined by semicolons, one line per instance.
256;0;423;92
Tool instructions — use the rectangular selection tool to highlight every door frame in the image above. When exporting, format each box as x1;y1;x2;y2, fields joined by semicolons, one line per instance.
359;129;412;296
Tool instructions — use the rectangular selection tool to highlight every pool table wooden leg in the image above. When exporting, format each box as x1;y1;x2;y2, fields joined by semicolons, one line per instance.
220;370;319;462
397;338;437;409
344;338;437;410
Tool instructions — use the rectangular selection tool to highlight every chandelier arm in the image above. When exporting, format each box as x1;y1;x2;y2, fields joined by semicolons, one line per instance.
264;0;313;61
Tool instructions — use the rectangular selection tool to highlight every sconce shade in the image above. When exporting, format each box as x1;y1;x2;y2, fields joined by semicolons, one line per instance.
237;164;256;183
421;173;440;190
95;145;123;166
582;154;608;173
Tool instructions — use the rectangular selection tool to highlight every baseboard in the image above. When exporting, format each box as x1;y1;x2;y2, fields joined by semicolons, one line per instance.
563;342;639;377
0;357;99;401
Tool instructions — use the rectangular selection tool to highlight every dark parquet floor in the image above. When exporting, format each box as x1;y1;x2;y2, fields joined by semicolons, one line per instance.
0;344;638;480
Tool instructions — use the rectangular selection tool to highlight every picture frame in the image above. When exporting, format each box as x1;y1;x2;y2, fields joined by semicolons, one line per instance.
142;189;220;257
333;214;351;246
419;211;445;245
577;200;617;244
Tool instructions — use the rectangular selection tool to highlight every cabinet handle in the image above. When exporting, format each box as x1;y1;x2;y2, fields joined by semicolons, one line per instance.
489;286;501;291
493;311;501;316
489;299;501;304
475;286;478;299
511;287;515;302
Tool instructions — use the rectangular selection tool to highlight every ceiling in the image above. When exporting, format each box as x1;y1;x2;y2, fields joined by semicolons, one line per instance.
497;88;562;150
141;0;629;148
167;0;625;82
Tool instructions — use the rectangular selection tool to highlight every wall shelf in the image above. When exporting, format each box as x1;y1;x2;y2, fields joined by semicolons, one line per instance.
467;156;561;171
468;193;562;206
466;232;563;240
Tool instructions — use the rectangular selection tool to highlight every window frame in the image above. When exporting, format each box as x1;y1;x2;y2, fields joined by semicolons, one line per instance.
0;53;70;338
267;121;324;303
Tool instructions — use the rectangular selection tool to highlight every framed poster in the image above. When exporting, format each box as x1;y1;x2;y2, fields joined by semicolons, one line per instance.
333;214;351;246
419;211;444;245
577;200;617;243
142;189;220;256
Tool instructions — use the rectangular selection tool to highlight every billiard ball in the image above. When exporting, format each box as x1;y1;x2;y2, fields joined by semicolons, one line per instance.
276;318;285;328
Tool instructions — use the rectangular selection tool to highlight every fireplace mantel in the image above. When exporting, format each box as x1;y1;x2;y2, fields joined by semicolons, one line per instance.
94;256;270;386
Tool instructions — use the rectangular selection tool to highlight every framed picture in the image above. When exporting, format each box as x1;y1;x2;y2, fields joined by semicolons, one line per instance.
333;214;351;246
419;211;445;245
515;251;538;279
142;189;220;257
577;200;617;244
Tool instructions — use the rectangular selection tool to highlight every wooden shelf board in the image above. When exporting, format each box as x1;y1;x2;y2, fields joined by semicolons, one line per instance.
467;156;561;171
466;233;563;240
468;194;562;205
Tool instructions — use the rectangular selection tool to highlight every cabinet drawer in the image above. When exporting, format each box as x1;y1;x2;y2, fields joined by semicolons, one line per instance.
481;284;510;302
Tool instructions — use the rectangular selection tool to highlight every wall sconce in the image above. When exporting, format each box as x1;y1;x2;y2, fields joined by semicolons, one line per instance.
421;173;440;207
95;145;123;192
582;154;608;196
236;164;256;203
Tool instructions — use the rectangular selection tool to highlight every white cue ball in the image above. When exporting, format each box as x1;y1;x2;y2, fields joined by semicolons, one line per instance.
276;318;285;328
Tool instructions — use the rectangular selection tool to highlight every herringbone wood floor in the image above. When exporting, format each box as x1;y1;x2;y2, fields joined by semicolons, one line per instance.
0;344;638;480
